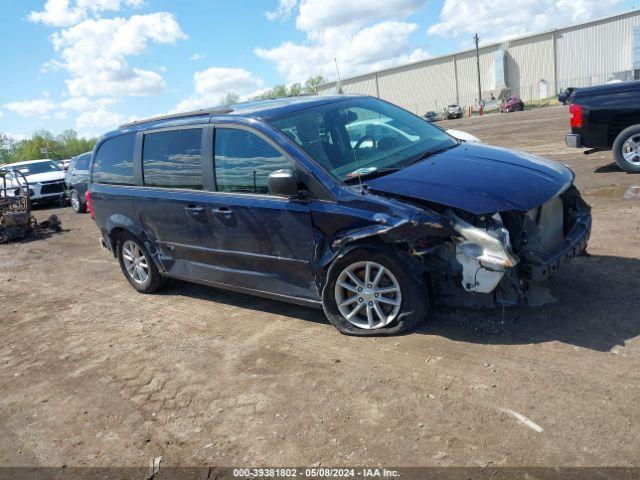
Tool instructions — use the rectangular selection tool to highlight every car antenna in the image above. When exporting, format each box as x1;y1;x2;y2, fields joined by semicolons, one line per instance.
352;148;365;194
334;57;344;95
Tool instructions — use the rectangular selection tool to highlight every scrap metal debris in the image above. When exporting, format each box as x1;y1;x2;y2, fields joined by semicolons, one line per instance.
1;169;62;244
623;185;640;200
501;408;544;433
147;456;163;479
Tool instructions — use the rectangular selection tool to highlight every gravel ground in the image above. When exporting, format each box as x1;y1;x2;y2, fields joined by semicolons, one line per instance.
1;105;639;468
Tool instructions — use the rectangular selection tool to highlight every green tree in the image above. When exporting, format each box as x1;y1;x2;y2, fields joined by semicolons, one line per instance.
0;133;15;165
250;76;328;101
271;84;288;98
223;92;240;105
2;129;96;164
304;75;327;94
288;83;303;96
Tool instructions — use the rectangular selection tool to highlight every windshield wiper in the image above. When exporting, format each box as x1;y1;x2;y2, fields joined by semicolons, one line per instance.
401;143;460;168
343;167;401;183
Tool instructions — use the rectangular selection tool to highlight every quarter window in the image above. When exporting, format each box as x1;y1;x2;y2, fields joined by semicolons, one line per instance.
142;129;203;190
92;134;135;185
214;128;292;194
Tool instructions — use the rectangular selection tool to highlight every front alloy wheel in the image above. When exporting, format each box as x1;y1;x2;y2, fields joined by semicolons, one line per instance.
322;248;426;336
335;261;402;329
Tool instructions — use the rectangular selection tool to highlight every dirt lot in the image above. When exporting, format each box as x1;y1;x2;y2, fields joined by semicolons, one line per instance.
1;105;639;468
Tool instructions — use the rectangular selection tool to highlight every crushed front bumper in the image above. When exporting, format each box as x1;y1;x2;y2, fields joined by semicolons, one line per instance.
521;207;591;282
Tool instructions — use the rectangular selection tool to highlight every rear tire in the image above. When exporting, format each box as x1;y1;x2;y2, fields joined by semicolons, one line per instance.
70;189;86;213
613;125;640;172
322;247;427;336
117;232;163;294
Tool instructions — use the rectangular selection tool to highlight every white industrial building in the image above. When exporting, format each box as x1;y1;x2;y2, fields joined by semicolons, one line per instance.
317;10;640;114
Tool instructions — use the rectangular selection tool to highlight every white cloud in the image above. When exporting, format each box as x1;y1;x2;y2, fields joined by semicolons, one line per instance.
297;0;426;31
257;0;429;83
50;13;187;97
256;21;429;83
428;0;622;41
189;53;206;61
4;98;58;117
174;67;264;112
75;108;126;129
59;96;116;111
28;0;145;27
266;0;298;21
3;133;29;142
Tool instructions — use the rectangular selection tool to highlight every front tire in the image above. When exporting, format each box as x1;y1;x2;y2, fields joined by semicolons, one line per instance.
322;248;427;336
117;232;163;293
613;125;640;172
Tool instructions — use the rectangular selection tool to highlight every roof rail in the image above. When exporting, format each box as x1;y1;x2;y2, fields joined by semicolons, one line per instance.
118;106;234;129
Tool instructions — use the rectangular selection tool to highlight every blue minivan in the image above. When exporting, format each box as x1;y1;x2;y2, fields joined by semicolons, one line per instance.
88;95;591;336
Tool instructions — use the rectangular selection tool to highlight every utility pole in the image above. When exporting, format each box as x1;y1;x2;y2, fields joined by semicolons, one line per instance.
474;33;482;106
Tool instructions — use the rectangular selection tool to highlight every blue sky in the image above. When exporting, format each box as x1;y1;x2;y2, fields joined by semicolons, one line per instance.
0;0;634;139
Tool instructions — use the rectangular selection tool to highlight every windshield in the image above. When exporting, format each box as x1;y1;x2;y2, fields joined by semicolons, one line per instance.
11;161;62;175
270;97;457;182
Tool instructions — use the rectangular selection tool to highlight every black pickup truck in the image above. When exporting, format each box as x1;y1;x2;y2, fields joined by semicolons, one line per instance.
565;81;640;172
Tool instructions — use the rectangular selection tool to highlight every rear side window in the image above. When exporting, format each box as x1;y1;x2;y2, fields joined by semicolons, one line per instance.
214;128;292;194
75;153;91;170
142;129;203;190
92;134;135;185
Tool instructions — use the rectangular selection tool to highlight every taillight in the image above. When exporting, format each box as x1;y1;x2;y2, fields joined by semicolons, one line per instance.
85;190;95;219
570;103;583;128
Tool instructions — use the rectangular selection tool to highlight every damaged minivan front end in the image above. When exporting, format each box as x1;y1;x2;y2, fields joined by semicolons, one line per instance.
348;184;591;310
428;186;591;307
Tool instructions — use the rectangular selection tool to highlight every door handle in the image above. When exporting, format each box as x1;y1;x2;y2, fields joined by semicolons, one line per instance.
184;206;205;216
211;206;233;216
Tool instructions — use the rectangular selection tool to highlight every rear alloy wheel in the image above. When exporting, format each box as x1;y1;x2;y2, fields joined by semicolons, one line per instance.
70;190;86;213
323;248;427;336
614;125;640;172
117;233;163;293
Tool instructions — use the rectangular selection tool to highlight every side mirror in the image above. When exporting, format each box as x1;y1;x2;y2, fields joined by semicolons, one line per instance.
268;169;298;197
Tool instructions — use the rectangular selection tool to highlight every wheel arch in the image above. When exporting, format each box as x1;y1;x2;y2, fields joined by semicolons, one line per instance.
318;239;431;304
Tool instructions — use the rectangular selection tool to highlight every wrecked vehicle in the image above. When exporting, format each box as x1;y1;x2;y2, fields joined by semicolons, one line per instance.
88;95;591;336
1;169;62;244
0;159;67;206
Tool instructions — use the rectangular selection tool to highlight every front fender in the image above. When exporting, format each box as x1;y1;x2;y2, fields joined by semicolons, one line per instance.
314;208;453;294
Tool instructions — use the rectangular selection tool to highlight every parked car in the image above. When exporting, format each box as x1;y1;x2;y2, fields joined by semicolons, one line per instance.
558;87;576;105
565;81;640;172
500;95;524;113
445;104;463;119
344;116;479;147
65;151;92;213
88;95;591;336
423;111;439;122
57;159;71;171
444;128;480;143
0;159;66;206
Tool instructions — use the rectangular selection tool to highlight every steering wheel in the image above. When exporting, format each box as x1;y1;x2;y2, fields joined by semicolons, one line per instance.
354;135;375;150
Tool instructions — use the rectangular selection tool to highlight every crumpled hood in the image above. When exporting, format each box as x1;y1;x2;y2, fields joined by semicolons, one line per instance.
366;143;574;214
